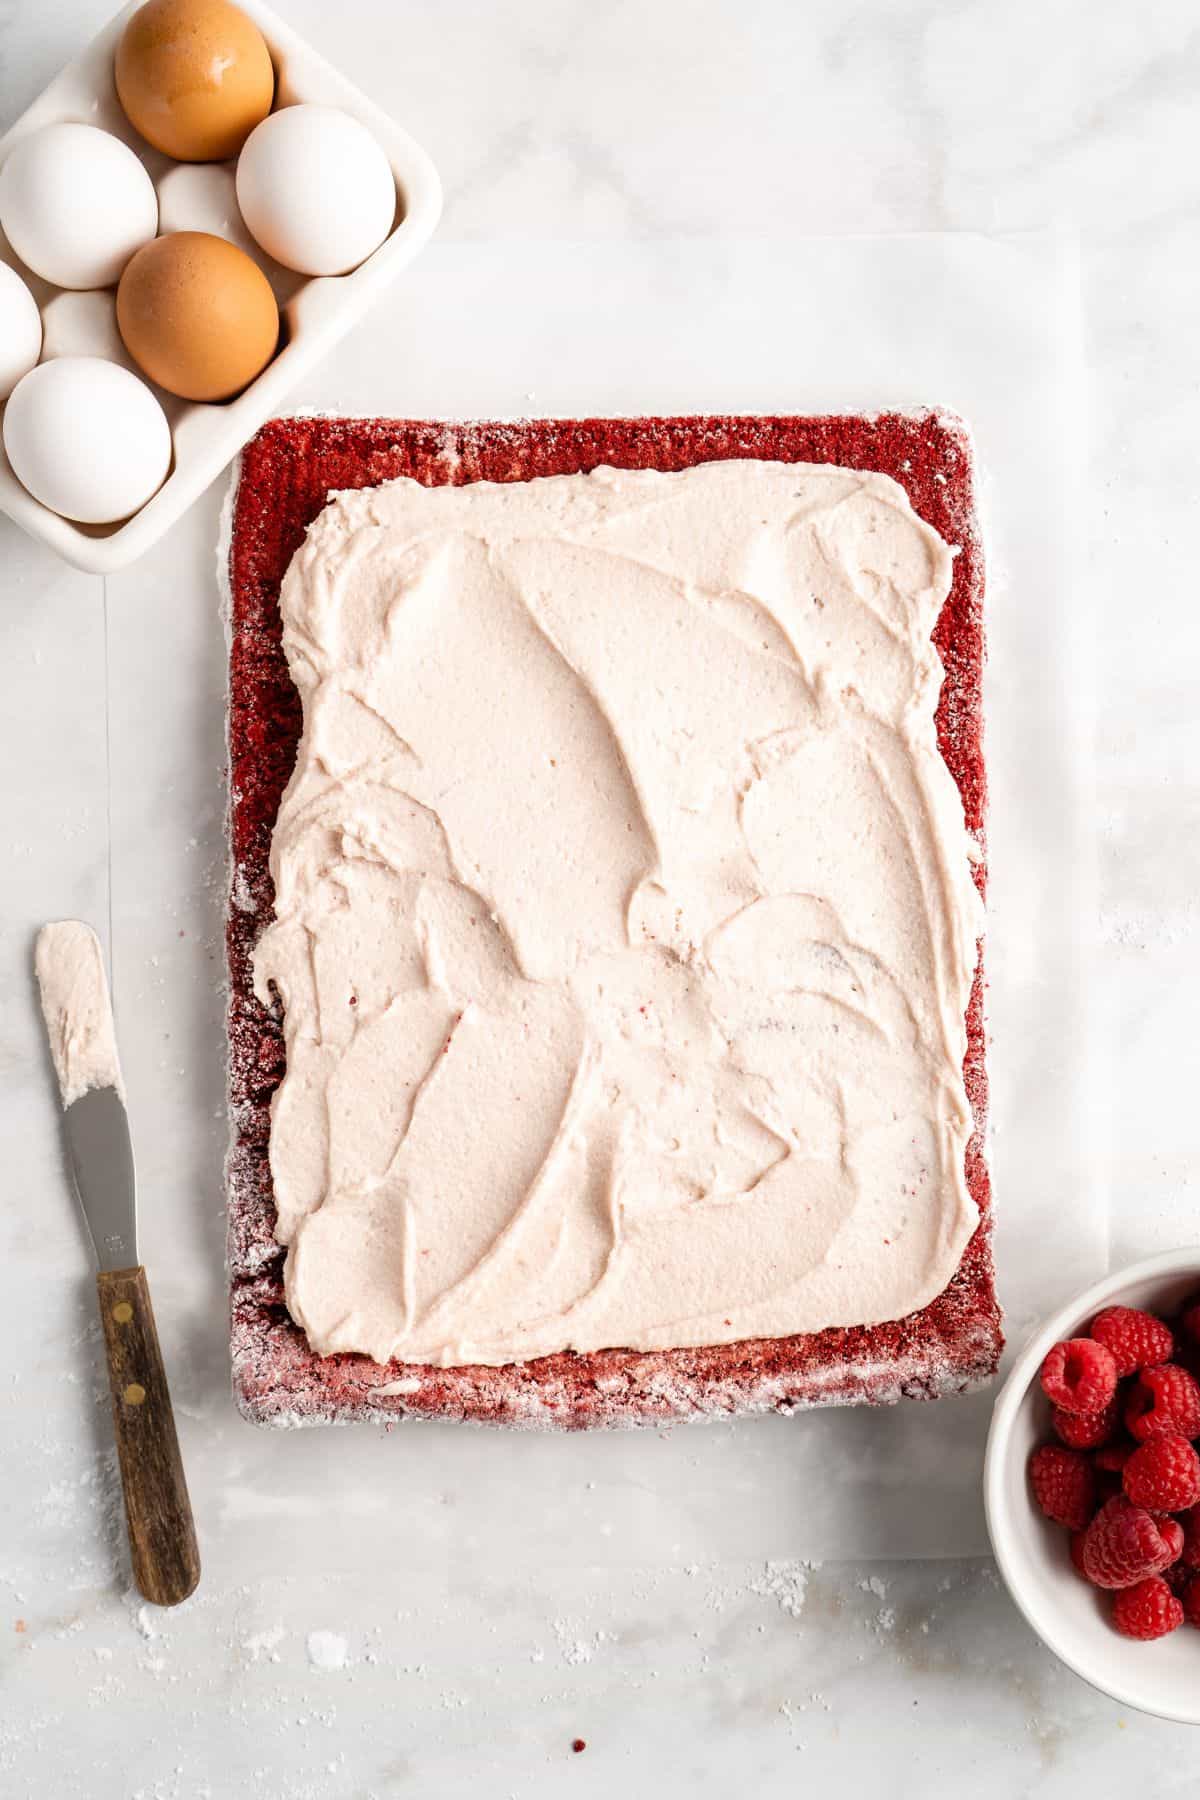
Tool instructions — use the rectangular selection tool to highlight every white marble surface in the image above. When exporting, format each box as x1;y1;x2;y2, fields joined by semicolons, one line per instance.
3;0;1200;1792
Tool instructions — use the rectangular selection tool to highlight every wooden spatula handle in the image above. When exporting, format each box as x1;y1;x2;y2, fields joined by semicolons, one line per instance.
97;1266;200;1608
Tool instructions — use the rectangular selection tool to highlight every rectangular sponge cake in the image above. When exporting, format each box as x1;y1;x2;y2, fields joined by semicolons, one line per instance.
225;411;999;1429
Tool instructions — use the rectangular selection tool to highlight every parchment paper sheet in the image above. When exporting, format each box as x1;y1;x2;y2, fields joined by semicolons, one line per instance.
106;231;1096;1561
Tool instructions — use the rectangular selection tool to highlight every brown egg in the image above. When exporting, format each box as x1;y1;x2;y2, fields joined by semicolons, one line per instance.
117;231;279;402
115;0;274;163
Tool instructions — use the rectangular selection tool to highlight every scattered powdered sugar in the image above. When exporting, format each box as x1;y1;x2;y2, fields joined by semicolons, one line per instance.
1;1555;1007;1789
855;1575;900;1635
134;1605;161;1642
552;1618;611;1665
245;1624;285;1664
751;1559;817;1619
306;1630;348;1671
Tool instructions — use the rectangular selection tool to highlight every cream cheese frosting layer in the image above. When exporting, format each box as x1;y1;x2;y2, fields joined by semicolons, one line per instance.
36;921;125;1109
253;459;985;1368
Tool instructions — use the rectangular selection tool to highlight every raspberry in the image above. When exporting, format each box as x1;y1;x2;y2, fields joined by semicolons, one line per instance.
1069;1531;1090;1578
1178;1506;1200;1569
1040;1338;1118;1414
1053;1398;1119;1449
1090;1306;1175;1377
1178;1297;1200;1346
1029;1445;1096;1531
1082;1496;1182;1589
1126;1364;1200;1442
1093;1438;1135;1473
1112;1576;1184;1640
1183;1576;1200;1628
1123;1432;1200;1511
1166;1558;1193;1596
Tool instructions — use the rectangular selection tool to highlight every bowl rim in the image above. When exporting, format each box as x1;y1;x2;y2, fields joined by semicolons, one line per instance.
984;1245;1200;1724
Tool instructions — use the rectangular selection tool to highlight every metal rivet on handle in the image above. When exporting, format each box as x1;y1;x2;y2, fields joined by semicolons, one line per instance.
123;1383;146;1406
112;1302;134;1324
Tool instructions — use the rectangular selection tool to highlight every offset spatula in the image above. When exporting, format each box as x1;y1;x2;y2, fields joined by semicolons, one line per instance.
36;922;200;1608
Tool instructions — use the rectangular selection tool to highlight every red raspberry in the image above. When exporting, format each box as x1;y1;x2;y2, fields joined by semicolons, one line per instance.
1178;1297;1200;1346
1094;1470;1124;1506
1082;1496;1182;1589
1166;1558;1193;1596
1177;1506;1200;1570
1183;1575;1200;1628
1112;1576;1184;1640
1040;1338;1118;1414
1126;1364;1200;1442
1123;1432;1200;1511
1053;1398;1119;1449
1094;1438;1135;1473
1069;1531;1090;1578
1090;1306;1175;1377
1029;1445;1095;1531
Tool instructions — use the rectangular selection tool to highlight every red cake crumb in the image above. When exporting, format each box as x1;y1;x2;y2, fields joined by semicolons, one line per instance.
225;411;999;1429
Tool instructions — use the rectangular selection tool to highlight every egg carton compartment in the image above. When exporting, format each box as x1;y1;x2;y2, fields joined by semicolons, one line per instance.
0;0;441;573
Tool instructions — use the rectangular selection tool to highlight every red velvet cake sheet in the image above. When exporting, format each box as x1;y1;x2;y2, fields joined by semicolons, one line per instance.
226;412;1000;1428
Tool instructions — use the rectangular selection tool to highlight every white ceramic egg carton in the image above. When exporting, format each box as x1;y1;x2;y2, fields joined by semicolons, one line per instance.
0;0;441;573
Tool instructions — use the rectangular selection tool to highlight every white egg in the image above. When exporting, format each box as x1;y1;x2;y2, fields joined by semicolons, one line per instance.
236;105;396;277
0;261;41;399
4;356;171;523
0;123;158;290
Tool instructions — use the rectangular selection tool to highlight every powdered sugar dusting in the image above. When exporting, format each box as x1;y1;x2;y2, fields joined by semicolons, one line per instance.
752;1559;815;1618
306;1631;348;1671
244;1624;285;1664
134;1605;161;1643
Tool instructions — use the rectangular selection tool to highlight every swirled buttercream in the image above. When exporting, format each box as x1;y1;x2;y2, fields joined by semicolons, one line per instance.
253;459;984;1366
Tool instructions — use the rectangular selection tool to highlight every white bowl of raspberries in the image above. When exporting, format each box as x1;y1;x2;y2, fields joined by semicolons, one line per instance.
985;1249;1200;1721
